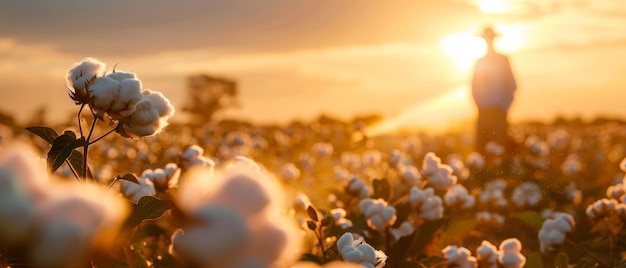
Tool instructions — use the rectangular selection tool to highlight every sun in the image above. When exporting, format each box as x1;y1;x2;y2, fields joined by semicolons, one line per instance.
440;25;526;74
439;33;486;74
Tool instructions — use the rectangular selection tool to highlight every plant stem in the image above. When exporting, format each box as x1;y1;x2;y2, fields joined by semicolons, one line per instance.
316;226;326;262
89;124;117;145
603;219;615;267
77;104;85;137
82;114;98;181
385;226;391;251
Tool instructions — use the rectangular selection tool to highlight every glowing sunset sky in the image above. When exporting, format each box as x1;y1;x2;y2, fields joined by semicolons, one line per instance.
1;0;626;129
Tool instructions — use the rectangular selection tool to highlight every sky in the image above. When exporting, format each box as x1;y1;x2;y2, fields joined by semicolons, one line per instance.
1;0;626;132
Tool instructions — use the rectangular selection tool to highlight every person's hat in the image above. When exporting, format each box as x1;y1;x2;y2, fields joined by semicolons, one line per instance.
478;27;499;39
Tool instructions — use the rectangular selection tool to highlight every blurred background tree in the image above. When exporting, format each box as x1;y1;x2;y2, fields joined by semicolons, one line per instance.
183;74;239;125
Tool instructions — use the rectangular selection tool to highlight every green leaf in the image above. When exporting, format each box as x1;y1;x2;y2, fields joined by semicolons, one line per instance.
125;196;176;229
511;211;544;232
372;178;391;201
25;126;58;145
307;205;319;222
47;132;85;175
406;219;446;259
67;150;93;179
117;173;140;185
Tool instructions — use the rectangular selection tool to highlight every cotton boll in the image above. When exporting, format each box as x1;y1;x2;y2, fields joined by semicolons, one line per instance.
512;182;542;207
173;159;302;267
30;184;128;268
0;169;38;247
66;58;106;94
143;89;175;118
120;176;156;204
586;198;617;221
362;150;382;167
476;240;499;268
169;205;251;267
330;208;353;229
89;76;121;112
409;186;444;221
109;78;143;118
106;70;137;82
312;142;334;157
358;198;397;231
346;177;371;198
442;245;477;268
0;144;48;247
399;164;421;186
498;238;525;268
337;233;386;268
126;99;160;125
466;152;485;169
280;162;300;180
390;221;414;240
444;184;475;209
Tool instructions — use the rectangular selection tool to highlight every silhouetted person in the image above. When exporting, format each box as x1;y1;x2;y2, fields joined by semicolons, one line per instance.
472;27;517;154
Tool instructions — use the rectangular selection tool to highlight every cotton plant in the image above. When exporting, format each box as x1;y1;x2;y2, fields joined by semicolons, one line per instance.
280;162;301;181
497;238;526;268
330;208;353;229
312;142;334;158
179;145;215;171
561;154;583;177
465;152;485;169
422;152;457;190
511;182;542;207
444;184;475;209
337;232;387;268
478;179;508;208
358;198;397;231
476;211;505;227
120;175;156;203
398;164;422;186
538;212;575;253
476;240;499;268
409;186;444;221
441;245;477;268
170;158;302;267
586;198;618;222
389;221;415;240
346;176;372;198
362;150;383;167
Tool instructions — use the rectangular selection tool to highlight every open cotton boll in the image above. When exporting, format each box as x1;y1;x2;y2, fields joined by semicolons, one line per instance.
358;198;397;231
0;143;49;247
409;186;444;221
169;205;251;267
330;208;353;229
90;76;121;112
586;198;617;221
106;70;137;82
117;99;168;138
498;238;525;268
173;159;302;267
120;176;156;203
512;182;542;207
280;162;300;180
477;240;499;268
66;58;106;94
442;245;477;268
399;165;421;185
30;184;128;268
143;89;175;118
390;221;414;240
444;184;475;209
109;78;143;118
337;232;386;268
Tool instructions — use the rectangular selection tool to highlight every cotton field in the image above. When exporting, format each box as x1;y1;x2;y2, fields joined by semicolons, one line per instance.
2;59;626;268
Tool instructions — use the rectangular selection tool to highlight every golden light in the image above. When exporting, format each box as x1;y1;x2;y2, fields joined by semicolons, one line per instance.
439;33;486;74
477;0;510;14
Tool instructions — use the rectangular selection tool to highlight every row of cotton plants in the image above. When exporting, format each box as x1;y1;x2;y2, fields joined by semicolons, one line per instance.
3;58;626;267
